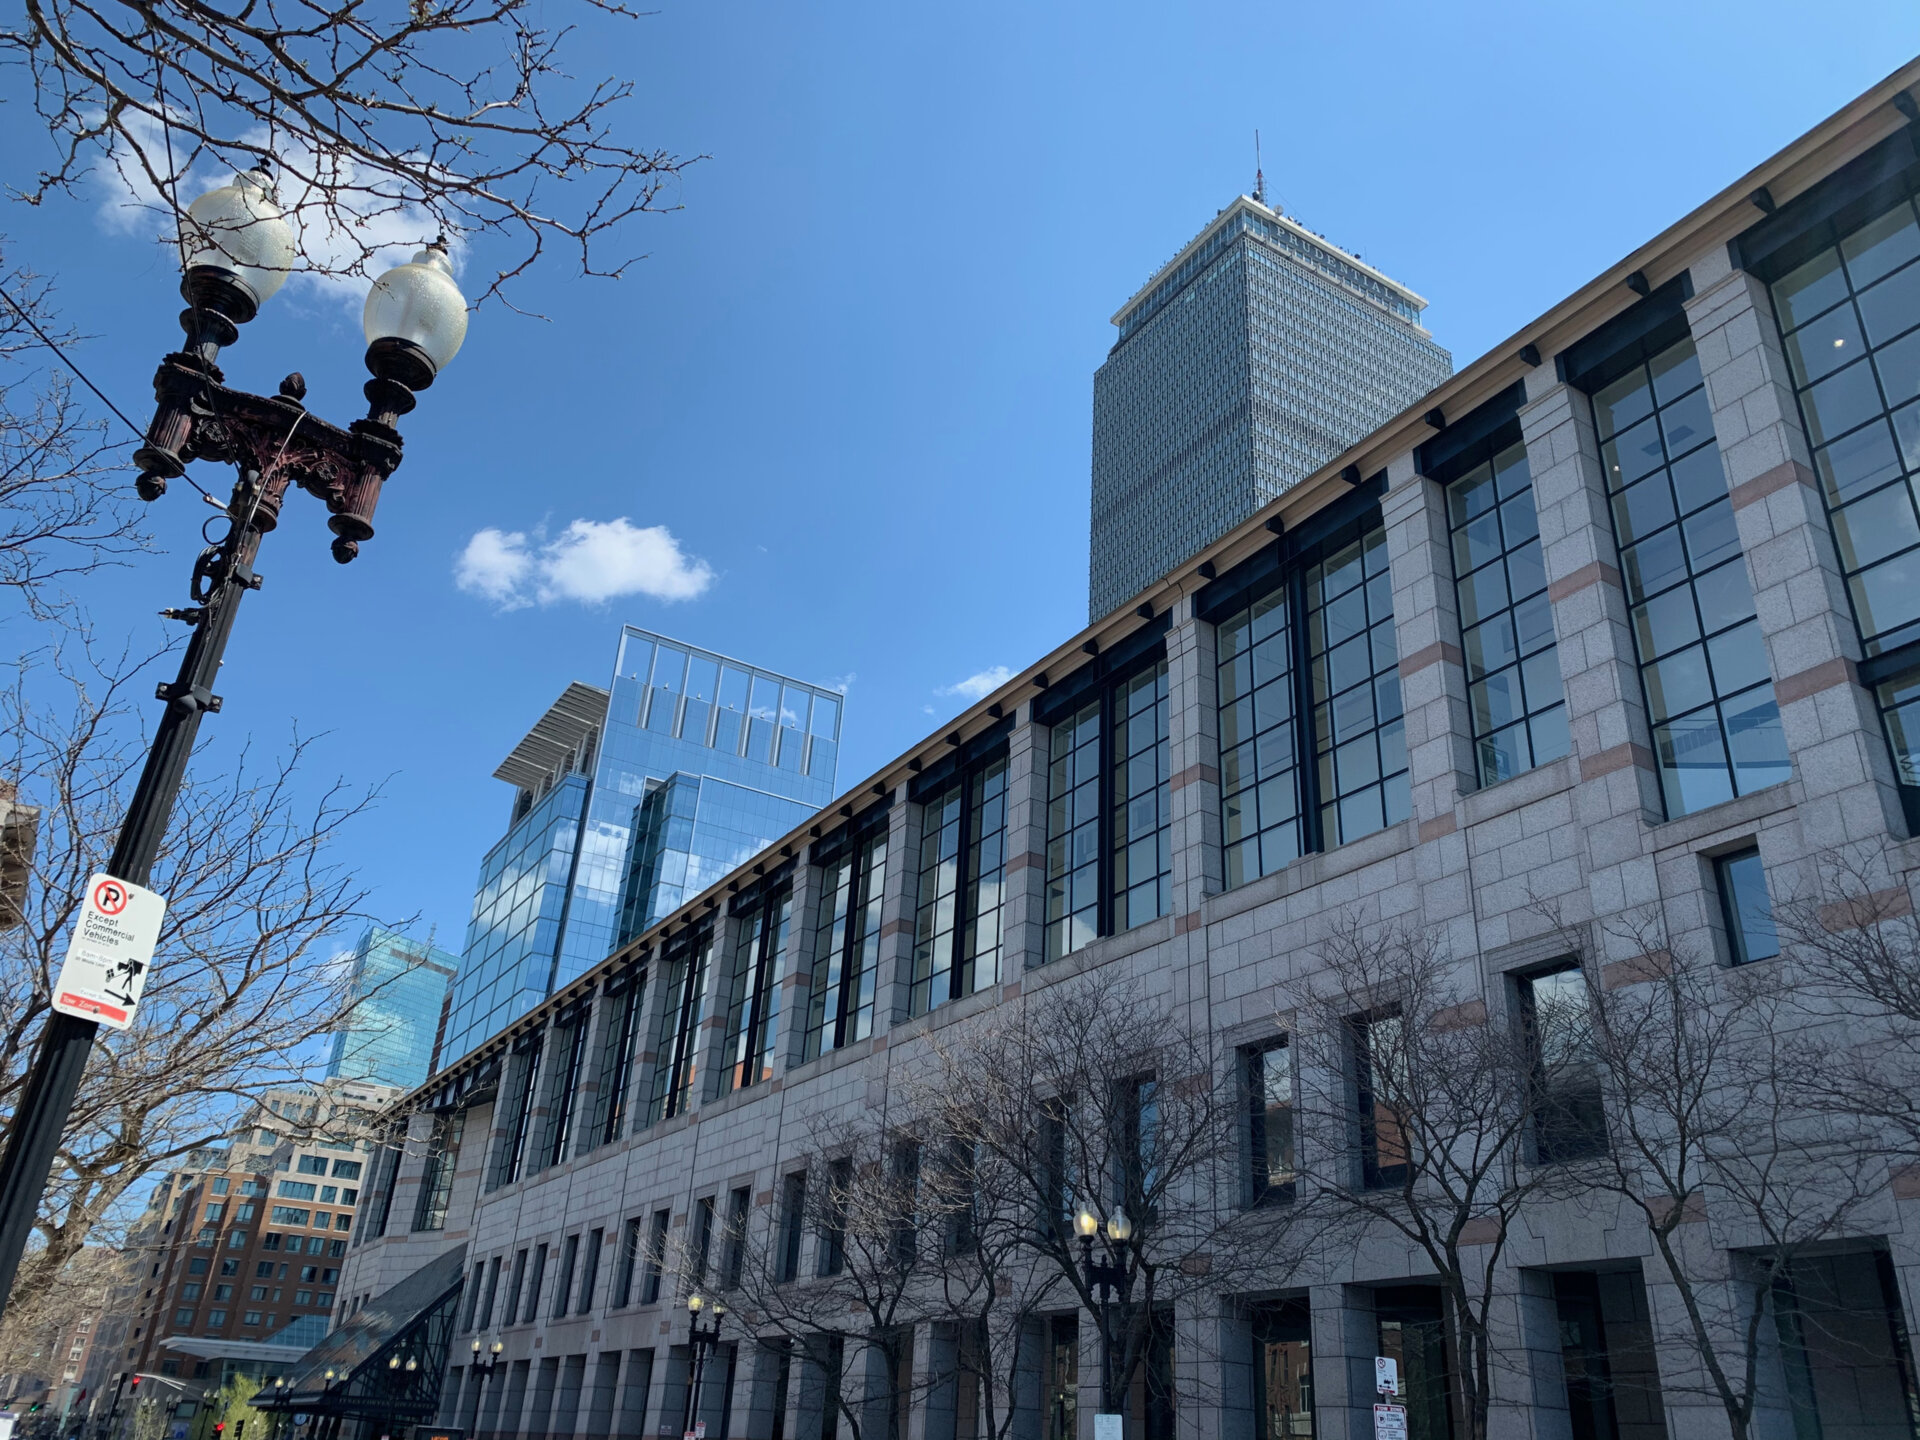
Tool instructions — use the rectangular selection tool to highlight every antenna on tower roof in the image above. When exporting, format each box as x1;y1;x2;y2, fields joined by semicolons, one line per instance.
1254;129;1266;207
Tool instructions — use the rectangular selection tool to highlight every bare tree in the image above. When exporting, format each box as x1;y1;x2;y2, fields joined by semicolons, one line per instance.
722;1115;938;1440
0;640;380;1318
918;977;1259;1422
1565;914;1878;1440
0;250;144;619
1280;921;1591;1440
0;1243;131;1385
5;0;698;297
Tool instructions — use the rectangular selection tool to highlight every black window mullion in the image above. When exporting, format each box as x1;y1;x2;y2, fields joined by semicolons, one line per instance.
1097;683;1116;938
1289;564;1323;856
947;768;976;1004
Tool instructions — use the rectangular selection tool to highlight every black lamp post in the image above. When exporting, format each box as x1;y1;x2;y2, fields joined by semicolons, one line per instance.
1074;1206;1136;1416
0;158;471;1310
681;1293;726;1438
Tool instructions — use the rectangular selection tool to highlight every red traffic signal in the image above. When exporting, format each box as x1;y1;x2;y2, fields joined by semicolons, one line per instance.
130;1377;142;1389
215;1425;226;1433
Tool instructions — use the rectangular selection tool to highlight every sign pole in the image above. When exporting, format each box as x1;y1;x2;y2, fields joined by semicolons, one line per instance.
0;468;265;1312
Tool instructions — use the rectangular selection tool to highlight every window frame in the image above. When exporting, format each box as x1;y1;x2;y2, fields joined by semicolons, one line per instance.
647;924;714;1124
1511;959;1608;1164
1209;505;1407;891
1352;1010;1409;1192
719;882;793;1093
595;965;647;1145
1715;845;1782;967
1243;1038;1296;1208
910;745;1011;1016
1041;646;1172;962
803;817;889;1061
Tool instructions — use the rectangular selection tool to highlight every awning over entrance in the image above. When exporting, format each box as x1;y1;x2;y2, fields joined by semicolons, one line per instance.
254;1246;467;1423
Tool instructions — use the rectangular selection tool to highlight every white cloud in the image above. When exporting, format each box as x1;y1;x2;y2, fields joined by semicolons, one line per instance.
455;519;714;610
937;665;1013;701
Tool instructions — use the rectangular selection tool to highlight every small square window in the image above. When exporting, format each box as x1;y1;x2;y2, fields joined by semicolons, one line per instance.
1715;847;1780;965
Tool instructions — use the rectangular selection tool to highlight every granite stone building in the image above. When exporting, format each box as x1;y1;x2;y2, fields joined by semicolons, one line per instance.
334;60;1920;1440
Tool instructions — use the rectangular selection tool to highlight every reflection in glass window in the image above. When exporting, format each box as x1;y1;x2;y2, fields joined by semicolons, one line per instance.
1217;589;1298;888
683;655;719;745
808;692;840;779
1308;522;1408;846
748;675;780;762
645;647;687;735
803;827;887;1061
1513;962;1606;1162
1448;444;1568;785
1593;338;1789;815
645;926;712;1124
1770;195;1920;800
1045;699;1102;961
911;755;1009;1015
1112;664;1172;932
1244;1039;1294;1206
719;884;792;1092
1715;847;1780;966
715;667;750;757
1042;659;1171;963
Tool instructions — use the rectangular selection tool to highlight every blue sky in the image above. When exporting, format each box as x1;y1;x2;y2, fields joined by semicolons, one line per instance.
6;1;1916;954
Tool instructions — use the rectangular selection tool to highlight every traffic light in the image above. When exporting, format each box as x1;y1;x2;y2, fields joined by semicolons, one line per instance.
214;1424;226;1433
129;1378;141;1391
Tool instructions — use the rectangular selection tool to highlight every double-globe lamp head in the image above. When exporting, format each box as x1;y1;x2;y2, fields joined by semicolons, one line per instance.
1075;1206;1133;1243
180;162;468;387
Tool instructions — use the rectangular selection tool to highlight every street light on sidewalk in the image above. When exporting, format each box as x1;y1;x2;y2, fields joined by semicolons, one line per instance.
681;1294;726;1439
1076;1206;1136;1420
0;158;472;1309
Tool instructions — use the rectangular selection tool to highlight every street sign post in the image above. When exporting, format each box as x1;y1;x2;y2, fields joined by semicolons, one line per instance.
1374;1355;1400;1396
51;875;165;1030
1373;1405;1408;1440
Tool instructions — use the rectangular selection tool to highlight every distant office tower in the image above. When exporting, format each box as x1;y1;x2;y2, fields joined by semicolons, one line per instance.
441;626;843;1063
324;928;458;1091
1089;194;1452;618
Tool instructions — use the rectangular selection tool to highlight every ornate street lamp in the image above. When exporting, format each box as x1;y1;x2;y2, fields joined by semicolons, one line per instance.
681;1294;727;1438
0;156;471;1308
1075;1206;1136;1418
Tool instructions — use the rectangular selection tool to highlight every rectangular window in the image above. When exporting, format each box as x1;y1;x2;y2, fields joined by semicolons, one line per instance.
331;1159;362;1180
819;1159;851;1277
275;1182;315;1201
173;1308;194;1327
495;1036;545;1188
689;1198;714;1291
269;1207;309;1226
1447;442;1568;784
647;927;713;1124
613;1217;642;1308
777;1173;807;1284
1308;521;1408;847
1766;196;1920;815
1244;1040;1295;1206
297;1155;328;1176
1354;1012;1409;1191
1214;512;1406;888
578;1227;603;1314
1044;660;1171;962
1592;337;1788;815
641;1210;669;1306
803;824;887;1061
719;884;793;1093
204;1202;224;1221
476;1255;502;1331
235;1203;255;1222
1716;847;1781;965
552;1234;579;1320
541;1010;593;1168
721;1186;750;1289
411;1112;464;1233
910;752;1010;1015
595;967;647;1145
1514;962;1607;1162
211;1178;230;1195
502;1249;529;1328
181;1283;202;1301
523;1243;548;1324
888;1141;920;1267
1118;1075;1158;1220
1250;1299;1313;1440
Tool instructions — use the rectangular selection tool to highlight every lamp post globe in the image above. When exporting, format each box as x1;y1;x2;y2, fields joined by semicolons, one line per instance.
179;165;296;322
363;239;468;390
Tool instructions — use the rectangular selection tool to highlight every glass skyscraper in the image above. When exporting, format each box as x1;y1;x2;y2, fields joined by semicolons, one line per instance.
1089;194;1454;618
324;927;460;1092
440;627;843;1064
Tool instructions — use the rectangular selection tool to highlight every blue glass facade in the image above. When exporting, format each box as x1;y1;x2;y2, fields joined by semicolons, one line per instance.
441;627;842;1065
1089;196;1453;619
325;928;459;1092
